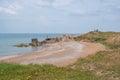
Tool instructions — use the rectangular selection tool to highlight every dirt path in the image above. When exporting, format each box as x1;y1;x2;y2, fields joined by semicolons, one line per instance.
0;41;105;67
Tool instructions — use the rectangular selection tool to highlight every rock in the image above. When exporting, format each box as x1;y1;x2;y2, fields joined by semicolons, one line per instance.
14;43;29;47
44;38;57;43
43;34;75;43
31;38;39;46
15;34;75;47
62;34;74;41
56;37;62;42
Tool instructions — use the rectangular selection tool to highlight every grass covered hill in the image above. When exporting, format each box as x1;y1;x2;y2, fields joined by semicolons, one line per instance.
0;31;120;80
75;31;120;49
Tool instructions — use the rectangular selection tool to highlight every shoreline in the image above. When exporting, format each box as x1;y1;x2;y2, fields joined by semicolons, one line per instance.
0;55;19;61
0;46;46;60
0;41;105;67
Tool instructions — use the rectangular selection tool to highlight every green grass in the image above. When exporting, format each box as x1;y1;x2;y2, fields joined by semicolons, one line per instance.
73;31;120;80
75;31;120;49
0;63;99;80
72;50;120;80
0;31;120;80
1;50;119;80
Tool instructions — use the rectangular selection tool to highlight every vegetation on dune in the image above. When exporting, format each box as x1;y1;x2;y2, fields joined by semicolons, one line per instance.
0;30;120;80
72;50;120;80
75;30;120;49
0;63;99;80
73;30;120;80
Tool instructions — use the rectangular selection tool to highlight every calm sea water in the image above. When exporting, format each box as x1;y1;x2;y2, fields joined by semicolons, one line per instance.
0;33;66;57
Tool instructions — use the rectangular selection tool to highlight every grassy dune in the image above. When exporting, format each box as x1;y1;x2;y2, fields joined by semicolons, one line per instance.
74;31;120;80
0;31;120;80
75;31;120;49
0;63;99;80
72;50;120;80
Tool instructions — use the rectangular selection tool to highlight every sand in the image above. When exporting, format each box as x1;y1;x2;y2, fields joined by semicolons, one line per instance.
0;41;105;67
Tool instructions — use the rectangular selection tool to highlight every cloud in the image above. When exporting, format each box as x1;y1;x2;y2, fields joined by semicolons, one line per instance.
34;0;72;7
52;0;73;7
0;7;16;15
0;1;23;15
50;0;120;15
0;0;119;16
8;2;23;10
0;0;120;33
36;0;52;7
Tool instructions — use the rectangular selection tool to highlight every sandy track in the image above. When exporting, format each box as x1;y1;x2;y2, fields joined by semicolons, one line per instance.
0;41;105;67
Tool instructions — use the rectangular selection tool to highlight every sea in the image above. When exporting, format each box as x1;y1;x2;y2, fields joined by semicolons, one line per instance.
0;33;79;57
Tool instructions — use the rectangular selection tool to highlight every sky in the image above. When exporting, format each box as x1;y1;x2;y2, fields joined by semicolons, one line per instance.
0;0;120;33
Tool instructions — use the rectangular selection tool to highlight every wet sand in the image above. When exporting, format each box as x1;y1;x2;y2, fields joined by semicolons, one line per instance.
0;41;105;67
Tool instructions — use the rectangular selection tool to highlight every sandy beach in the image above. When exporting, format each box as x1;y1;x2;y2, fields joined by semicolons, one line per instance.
0;41;105;67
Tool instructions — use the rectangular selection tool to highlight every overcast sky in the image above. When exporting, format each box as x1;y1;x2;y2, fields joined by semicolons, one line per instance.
0;0;120;33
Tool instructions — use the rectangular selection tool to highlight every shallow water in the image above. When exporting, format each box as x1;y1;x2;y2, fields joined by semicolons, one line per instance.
0;33;65;57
